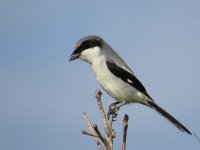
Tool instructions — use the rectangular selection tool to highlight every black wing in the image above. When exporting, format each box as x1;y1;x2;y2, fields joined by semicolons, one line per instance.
106;60;153;100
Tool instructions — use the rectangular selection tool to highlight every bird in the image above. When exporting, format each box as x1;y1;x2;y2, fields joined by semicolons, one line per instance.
69;35;191;135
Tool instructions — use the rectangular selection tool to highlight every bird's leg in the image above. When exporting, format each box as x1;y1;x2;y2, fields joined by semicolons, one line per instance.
107;102;127;120
108;102;120;119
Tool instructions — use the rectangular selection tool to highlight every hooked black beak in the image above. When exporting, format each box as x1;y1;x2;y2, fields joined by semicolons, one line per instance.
69;53;79;61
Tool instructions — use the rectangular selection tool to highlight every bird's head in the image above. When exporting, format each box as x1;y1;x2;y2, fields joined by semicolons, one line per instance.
69;35;103;64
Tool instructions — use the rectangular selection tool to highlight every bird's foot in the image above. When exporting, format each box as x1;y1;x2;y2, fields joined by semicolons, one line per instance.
107;102;121;121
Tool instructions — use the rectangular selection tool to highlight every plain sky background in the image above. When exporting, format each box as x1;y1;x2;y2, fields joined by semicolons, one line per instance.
0;0;200;149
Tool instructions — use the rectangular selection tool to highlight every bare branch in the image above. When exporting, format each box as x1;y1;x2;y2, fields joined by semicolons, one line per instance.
82;129;98;137
95;90;114;150
95;90;112;136
82;90;129;150
122;114;129;150
108;113;114;132
93;124;107;146
82;112;104;150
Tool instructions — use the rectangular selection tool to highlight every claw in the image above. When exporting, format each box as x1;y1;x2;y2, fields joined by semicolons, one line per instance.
107;102;121;121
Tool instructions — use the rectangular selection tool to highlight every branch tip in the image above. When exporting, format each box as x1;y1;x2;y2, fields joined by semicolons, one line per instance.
82;129;98;137
122;114;129;150
95;89;102;98
123;114;129;122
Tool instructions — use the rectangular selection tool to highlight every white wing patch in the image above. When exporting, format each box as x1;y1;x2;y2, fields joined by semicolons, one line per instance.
127;78;133;84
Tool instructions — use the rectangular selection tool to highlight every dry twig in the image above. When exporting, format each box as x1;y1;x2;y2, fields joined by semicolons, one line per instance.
83;112;103;150
122;114;129;150
82;90;129;150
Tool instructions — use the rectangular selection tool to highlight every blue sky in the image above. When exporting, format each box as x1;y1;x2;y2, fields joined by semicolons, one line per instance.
0;0;200;149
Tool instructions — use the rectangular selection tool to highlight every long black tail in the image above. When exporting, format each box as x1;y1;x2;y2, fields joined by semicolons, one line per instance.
147;100;192;135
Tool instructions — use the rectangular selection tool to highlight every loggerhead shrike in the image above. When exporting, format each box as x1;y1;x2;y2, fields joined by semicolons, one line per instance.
69;35;191;135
